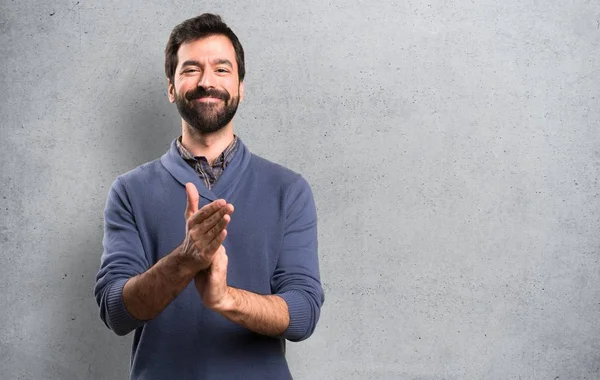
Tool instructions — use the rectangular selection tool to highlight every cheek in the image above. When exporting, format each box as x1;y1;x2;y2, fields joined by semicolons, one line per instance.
227;82;240;97
176;78;195;93
175;84;193;100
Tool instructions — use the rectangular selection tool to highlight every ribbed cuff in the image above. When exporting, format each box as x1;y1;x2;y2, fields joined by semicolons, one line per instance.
106;278;144;336
279;290;311;341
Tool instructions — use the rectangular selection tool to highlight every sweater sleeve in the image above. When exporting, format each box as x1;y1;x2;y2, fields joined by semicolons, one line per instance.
94;177;150;336
272;176;325;342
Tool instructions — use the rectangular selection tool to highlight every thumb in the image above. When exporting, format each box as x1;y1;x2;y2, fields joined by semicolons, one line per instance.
185;182;199;220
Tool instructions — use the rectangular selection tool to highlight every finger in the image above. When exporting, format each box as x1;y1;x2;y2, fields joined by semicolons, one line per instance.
189;217;228;254
188;211;230;244
204;229;228;255
188;199;229;226
196;204;234;234
185;183;200;220
205;214;230;241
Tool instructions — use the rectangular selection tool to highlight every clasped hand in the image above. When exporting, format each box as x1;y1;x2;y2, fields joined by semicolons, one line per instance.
180;182;234;310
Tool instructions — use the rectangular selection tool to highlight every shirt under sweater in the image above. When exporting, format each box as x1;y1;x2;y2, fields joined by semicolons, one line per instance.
94;137;324;380
176;134;239;190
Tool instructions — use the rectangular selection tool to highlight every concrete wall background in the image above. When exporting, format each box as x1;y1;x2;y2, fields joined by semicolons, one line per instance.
1;0;599;379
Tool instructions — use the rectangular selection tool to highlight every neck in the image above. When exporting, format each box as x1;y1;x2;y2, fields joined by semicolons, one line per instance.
181;121;235;162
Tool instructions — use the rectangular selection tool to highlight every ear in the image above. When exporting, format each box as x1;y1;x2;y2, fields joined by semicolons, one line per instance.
239;81;244;103
167;78;175;103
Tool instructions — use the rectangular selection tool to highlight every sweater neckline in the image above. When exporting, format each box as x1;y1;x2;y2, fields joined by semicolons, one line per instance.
160;136;252;202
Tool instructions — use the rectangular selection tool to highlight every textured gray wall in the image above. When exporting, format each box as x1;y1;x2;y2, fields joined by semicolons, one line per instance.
1;1;599;379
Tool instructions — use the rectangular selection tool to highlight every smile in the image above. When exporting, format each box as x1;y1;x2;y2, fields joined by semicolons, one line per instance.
195;97;223;102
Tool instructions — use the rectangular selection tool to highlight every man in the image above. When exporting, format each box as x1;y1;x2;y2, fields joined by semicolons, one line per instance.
94;13;324;380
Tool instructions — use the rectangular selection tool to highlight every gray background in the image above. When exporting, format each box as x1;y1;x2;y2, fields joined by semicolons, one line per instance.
1;0;599;379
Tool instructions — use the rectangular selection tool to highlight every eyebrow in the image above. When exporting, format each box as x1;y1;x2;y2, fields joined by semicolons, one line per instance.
180;60;202;69
213;59;233;68
180;59;233;69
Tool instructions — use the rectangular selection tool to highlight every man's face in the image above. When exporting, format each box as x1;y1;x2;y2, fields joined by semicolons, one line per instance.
168;34;244;134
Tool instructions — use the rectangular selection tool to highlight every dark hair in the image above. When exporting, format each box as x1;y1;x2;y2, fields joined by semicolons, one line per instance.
165;14;245;84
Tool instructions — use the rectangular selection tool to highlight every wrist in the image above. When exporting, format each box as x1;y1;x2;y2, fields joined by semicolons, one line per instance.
174;244;202;276
211;286;237;313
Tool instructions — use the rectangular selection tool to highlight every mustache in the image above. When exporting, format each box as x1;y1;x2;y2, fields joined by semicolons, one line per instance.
185;87;230;101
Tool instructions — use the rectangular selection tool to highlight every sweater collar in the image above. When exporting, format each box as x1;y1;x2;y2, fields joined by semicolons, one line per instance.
160;136;252;202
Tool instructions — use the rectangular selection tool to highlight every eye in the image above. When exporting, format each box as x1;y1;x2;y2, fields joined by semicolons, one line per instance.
216;68;230;73
182;68;199;74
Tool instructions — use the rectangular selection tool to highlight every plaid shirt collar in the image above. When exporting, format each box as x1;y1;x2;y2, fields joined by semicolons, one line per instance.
176;135;239;189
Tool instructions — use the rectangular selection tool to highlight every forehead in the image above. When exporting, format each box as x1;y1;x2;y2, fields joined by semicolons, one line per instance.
177;35;237;67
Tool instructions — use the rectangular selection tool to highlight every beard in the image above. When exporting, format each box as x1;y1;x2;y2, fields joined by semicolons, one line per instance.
174;86;240;134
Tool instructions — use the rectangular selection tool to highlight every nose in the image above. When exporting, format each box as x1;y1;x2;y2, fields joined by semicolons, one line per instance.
197;69;216;89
